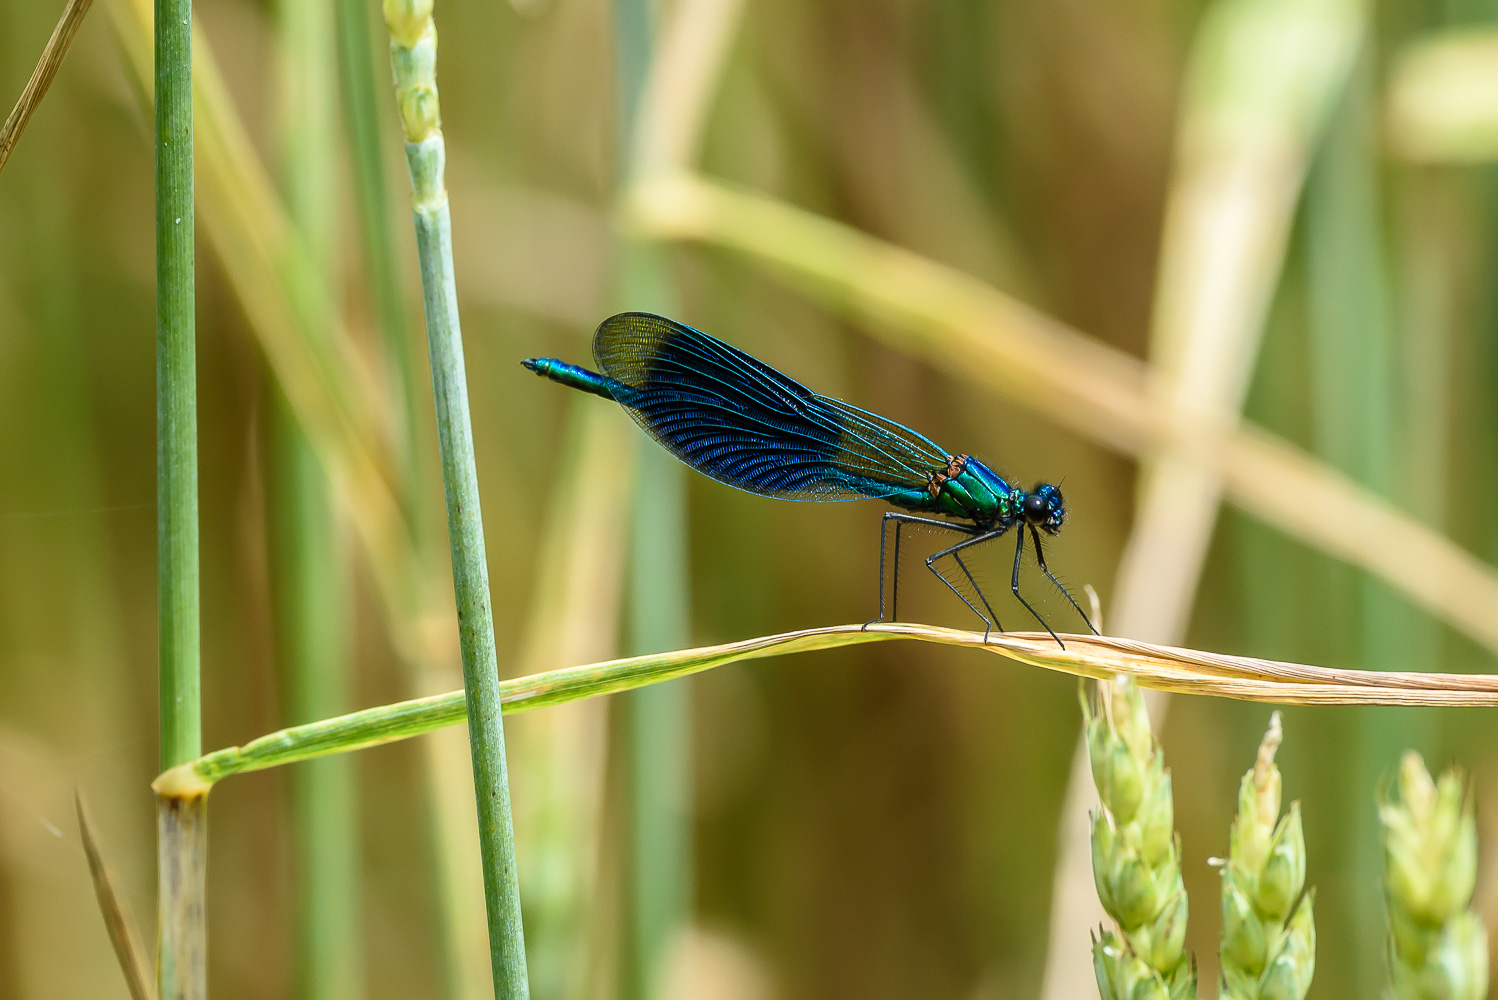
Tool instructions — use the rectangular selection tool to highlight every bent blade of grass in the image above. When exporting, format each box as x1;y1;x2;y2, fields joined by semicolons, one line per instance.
625;174;1498;659
154;623;1498;799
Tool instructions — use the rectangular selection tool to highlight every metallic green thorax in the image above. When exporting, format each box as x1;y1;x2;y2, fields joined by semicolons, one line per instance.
888;454;1066;533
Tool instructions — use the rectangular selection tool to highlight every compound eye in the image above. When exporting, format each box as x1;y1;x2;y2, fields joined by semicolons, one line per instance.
1022;493;1050;524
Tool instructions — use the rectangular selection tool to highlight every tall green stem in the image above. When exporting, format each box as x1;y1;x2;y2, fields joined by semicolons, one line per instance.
272;0;363;993
155;0;203;994
156;0;198;777
383;2;529;995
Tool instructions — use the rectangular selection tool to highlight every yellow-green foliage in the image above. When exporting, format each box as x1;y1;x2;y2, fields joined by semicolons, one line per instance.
1381;753;1488;1000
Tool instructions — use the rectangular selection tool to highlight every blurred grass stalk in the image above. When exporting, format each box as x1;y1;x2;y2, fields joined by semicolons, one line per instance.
152;0;205;989
333;0;420;510
382;0;530;995
1111;0;1366;645
614;0;745;994
1052;0;1364;992
1387;29;1498;164
271;0;362;994
509;405;634;1000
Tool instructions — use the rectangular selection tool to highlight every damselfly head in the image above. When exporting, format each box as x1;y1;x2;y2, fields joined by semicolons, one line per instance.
1022;484;1065;533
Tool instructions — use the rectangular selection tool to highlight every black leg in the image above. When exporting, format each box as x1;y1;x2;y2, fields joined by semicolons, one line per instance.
1012;529;1065;649
891;518;904;622
863;513;976;629
952;551;1002;641
866;514;892;628
925;529;1007;639
1030;525;1100;635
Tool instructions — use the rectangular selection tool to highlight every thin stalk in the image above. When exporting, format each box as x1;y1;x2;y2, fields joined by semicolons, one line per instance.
624;439;692;1000
334;2;476;995
383;2;529;996
155;0;198;782
154;621;1498;801
154;0;202;992
616;1;694;995
270;408;361;1000
272;0;362;993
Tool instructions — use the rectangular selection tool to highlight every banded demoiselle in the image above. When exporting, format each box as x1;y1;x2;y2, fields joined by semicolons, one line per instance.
523;312;1097;646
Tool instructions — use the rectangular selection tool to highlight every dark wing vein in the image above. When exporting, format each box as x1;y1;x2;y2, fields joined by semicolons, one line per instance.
591;313;951;502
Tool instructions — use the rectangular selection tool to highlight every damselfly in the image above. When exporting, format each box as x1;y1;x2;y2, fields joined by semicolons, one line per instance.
523;313;1097;646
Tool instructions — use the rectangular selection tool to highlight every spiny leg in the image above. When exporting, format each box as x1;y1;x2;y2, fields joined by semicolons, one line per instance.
1030;525;1100;635
1012;529;1064;649
925;529;1007;639
863;513;976;629
951;551;1002;641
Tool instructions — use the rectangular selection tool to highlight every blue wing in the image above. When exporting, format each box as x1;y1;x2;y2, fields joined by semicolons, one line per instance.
592;312;951;502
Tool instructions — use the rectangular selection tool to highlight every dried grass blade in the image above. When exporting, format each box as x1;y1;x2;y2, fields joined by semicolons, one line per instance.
75;792;155;1000
0;0;95;175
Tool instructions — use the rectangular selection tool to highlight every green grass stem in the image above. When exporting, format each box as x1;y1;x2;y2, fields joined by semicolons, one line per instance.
154;0;203;992
272;0;363;993
155;0;198;779
384;2;529;995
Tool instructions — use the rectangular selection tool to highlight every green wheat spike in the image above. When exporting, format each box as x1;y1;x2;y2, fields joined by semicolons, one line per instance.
1381;752;1488;1000
1218;711;1315;1000
1083;677;1197;1000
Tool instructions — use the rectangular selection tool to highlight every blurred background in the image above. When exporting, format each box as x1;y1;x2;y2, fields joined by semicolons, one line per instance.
5;0;1498;997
